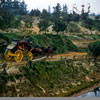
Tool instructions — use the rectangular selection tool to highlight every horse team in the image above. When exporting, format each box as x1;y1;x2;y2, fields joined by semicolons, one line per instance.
30;45;57;58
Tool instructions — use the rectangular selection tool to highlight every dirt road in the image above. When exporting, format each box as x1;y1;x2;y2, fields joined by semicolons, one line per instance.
71;39;99;48
0;52;88;67
46;52;88;61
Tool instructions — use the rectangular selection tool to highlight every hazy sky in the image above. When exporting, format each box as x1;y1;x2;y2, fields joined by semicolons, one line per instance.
25;0;100;14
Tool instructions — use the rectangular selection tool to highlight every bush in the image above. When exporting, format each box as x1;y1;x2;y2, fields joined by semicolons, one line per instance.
30;34;79;54
67;22;80;33
88;41;100;61
0;33;79;54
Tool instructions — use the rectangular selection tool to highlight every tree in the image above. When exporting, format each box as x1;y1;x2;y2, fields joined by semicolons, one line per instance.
0;0;21;30
62;4;68;14
67;22;80;33
88;41;100;62
19;0;27;15
0;0;27;15
38;9;51;33
52;3;66;34
53;21;66;33
30;9;41;16
0;9;14;30
53;3;61;19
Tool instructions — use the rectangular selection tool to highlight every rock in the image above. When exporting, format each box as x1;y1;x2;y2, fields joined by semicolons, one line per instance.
85;76;91;82
16;89;20;93
37;84;46;93
50;93;55;96
77;81;81;85
86;67;90;71
15;79;20;84
55;91;60;95
61;89;67;93
71;83;77;86
90;79;94;82
7;81;15;86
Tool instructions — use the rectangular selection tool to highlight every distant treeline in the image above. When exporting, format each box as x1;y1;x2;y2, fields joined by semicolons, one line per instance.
0;0;27;15
0;1;100;33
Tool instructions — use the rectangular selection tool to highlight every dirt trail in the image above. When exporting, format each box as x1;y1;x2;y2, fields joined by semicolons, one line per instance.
0;52;88;67
0;52;88;75
71;39;100;48
46;52;88;61
0;52;88;78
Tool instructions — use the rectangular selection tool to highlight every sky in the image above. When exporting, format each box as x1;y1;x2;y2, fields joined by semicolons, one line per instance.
25;0;100;14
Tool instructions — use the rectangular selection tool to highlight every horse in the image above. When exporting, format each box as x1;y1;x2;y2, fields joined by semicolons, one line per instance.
46;46;57;58
31;45;44;58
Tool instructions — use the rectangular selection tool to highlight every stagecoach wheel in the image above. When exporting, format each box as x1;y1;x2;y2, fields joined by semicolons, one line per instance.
28;52;33;60
14;50;23;62
5;49;12;61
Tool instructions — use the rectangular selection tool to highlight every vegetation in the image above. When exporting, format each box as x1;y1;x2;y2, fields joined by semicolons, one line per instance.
0;0;27;30
0;0;27;15
52;3;67;34
38;9;51;33
0;59;98;96
0;1;100;34
30;9;41;17
88;41;100;62
67;22;81;33
82;18;100;31
0;0;100;98
0;33;79;54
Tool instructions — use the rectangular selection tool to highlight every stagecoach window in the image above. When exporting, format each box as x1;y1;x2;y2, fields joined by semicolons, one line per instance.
7;41;17;49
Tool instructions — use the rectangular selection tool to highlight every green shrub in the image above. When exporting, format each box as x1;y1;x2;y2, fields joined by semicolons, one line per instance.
67;22;80;33
0;33;79;54
88;41;100;61
30;34;79;54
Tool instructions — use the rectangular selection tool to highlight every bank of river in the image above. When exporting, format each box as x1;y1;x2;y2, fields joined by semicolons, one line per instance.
70;81;100;97
78;87;100;97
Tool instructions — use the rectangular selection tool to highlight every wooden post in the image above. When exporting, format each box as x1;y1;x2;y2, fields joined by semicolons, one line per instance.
28;60;32;68
64;57;67;65
2;63;7;74
73;55;76;60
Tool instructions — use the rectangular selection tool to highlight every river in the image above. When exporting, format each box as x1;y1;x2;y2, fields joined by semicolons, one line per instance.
78;87;100;97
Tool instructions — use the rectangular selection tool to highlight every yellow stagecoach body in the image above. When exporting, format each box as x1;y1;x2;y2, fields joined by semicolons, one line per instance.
5;39;33;62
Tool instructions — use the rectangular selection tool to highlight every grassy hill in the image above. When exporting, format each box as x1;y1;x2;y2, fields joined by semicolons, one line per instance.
0;33;79;54
0;59;99;97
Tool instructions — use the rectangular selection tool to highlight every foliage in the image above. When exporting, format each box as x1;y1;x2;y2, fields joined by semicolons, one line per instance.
30;9;41;17
0;5;22;30
88;41;100;61
0;33;79;54
0;0;27;15
0;32;23;53
67;22;80;33
52;3;67;33
82;18;100;31
38;9;51;33
0;9;15;30
0;59;95;96
30;34;79;54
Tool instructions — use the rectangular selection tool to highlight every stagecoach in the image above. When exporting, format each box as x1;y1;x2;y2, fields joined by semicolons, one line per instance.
5;38;33;62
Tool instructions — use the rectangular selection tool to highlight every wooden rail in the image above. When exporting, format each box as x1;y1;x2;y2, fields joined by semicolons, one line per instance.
0;56;47;69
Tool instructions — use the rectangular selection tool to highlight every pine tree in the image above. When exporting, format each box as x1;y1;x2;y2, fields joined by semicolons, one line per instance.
30;9;41;16
38;9;51;33
52;3;66;34
62;4;68;14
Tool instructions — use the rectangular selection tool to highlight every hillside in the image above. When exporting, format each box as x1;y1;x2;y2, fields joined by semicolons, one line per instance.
16;16;100;35
0;33;79;54
0;59;100;97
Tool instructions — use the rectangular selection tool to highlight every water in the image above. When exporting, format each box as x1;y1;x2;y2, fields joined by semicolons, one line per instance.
78;87;100;97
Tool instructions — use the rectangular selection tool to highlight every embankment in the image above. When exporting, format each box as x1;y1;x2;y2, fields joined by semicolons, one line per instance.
0;58;100;97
